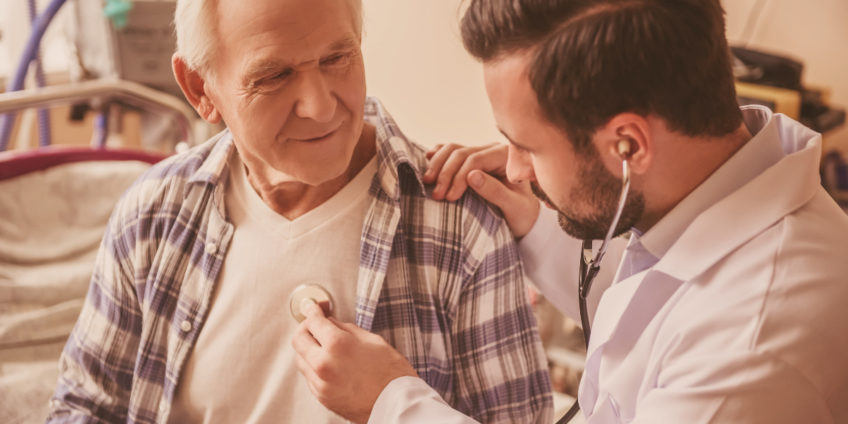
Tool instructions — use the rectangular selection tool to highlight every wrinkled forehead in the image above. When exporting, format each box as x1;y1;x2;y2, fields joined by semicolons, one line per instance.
214;0;362;72
215;0;361;36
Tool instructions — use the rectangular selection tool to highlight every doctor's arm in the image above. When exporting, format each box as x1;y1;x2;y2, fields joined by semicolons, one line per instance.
291;219;554;423
291;303;480;424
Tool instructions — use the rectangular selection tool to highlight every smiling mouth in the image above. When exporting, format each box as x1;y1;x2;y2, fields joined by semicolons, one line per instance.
295;130;336;143
294;127;339;143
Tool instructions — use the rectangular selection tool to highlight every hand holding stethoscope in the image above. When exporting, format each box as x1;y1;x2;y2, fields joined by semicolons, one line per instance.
289;140;633;424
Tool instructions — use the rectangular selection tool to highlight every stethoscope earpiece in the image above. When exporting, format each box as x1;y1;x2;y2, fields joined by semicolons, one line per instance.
617;138;632;159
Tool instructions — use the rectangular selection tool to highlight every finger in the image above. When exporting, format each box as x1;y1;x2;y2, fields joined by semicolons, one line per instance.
331;318;372;337
327;315;355;329
432;149;474;200
423;144;462;184
302;299;325;318
469;175;541;238
295;354;326;400
445;146;508;201
291;321;323;357
301;306;346;347
425;144;444;160
466;170;518;211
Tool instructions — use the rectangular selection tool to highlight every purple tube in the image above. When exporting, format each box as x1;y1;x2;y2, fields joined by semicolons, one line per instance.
28;0;52;148
0;0;68;151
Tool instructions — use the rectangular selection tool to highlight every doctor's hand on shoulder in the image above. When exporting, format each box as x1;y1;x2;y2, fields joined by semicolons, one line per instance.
291;301;418;424
424;143;540;238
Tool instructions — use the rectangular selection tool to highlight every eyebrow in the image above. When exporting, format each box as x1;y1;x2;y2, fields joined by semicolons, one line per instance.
498;127;531;150
242;36;360;86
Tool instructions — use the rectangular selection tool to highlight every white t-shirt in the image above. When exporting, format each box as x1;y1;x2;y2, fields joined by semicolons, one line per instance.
168;151;377;423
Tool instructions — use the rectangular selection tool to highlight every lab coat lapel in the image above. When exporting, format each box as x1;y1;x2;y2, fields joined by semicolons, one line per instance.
654;129;821;281
580;268;683;412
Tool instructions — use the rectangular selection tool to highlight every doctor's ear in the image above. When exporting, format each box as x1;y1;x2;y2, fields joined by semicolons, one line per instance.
596;113;652;174
172;54;222;124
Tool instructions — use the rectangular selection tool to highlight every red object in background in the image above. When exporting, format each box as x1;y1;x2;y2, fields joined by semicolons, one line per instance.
0;146;167;181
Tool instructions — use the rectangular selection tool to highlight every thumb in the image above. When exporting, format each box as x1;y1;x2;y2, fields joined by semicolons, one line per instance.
467;170;515;211
328;316;362;334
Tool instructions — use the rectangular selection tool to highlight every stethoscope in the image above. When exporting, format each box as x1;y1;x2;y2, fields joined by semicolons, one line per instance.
557;140;632;424
290;283;335;323
288;141;633;424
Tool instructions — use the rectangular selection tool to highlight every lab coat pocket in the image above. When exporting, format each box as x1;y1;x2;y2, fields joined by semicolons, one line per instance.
588;393;623;423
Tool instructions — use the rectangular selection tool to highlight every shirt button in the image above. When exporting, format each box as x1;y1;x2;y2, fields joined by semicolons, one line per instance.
205;242;217;255
159;402;167;412
180;320;192;332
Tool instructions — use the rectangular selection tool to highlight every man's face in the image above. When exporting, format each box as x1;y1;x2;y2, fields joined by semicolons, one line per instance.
205;0;366;187
483;51;644;240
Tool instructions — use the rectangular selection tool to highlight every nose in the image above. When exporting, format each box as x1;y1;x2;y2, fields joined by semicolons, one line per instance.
293;69;336;123
505;145;535;183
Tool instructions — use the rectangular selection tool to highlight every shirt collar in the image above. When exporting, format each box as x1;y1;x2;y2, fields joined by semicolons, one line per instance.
365;97;428;200
187;130;235;186
184;97;428;201
638;105;788;259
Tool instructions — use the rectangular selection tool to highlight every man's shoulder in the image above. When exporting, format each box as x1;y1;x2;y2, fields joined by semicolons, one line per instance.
112;133;227;223
774;188;848;276
396;181;511;253
385;140;511;242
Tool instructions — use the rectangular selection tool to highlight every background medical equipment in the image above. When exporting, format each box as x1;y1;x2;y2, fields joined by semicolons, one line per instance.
732;46;846;137
0;1;203;422
70;0;181;98
289;284;336;323
822;151;848;212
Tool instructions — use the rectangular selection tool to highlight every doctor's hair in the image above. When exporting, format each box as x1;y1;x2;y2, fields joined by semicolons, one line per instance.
460;0;743;152
174;0;363;75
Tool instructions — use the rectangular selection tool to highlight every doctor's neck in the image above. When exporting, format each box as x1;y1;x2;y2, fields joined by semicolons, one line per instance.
633;122;753;233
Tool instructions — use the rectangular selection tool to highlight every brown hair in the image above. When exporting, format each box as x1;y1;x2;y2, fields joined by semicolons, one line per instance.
461;0;743;151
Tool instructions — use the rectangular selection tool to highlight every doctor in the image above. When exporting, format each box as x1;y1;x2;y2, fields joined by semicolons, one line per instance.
291;0;848;422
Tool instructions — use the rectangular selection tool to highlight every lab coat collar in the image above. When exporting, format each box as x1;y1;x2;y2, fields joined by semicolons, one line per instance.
654;107;822;281
639;105;788;260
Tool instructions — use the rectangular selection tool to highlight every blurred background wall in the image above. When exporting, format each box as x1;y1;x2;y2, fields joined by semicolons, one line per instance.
1;0;846;150
360;0;848;151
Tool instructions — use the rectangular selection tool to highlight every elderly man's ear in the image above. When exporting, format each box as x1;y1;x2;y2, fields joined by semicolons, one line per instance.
172;54;223;124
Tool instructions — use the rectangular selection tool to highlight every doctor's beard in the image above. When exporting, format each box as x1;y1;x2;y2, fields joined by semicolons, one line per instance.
531;150;645;241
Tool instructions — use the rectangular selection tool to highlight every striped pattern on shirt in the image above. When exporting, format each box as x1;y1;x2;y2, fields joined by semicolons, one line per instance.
47;97;552;423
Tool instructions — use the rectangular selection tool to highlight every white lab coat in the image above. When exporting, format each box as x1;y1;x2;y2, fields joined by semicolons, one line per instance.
369;107;848;423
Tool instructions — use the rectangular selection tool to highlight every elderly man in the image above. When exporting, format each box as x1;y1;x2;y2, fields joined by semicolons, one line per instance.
45;0;552;422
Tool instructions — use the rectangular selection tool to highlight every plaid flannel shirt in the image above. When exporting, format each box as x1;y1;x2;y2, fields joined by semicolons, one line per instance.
48;98;552;423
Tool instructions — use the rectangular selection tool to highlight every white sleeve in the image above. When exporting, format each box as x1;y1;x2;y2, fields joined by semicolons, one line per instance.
518;207;624;325
368;376;480;424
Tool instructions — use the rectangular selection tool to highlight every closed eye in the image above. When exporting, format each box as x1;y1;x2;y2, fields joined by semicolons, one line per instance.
270;69;294;81
320;52;351;67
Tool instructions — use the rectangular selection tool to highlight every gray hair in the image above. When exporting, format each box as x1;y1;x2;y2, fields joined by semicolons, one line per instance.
174;0;363;74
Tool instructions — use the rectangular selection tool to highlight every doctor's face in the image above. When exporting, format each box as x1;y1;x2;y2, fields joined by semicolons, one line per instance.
483;51;644;240
204;0;367;187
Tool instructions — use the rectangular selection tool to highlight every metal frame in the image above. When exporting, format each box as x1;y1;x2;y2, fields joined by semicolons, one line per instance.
0;78;198;147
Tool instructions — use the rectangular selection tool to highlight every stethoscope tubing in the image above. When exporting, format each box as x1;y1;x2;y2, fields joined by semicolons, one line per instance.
556;158;631;424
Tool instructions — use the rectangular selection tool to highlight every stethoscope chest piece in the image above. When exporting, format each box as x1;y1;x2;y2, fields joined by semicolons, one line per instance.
289;284;335;323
